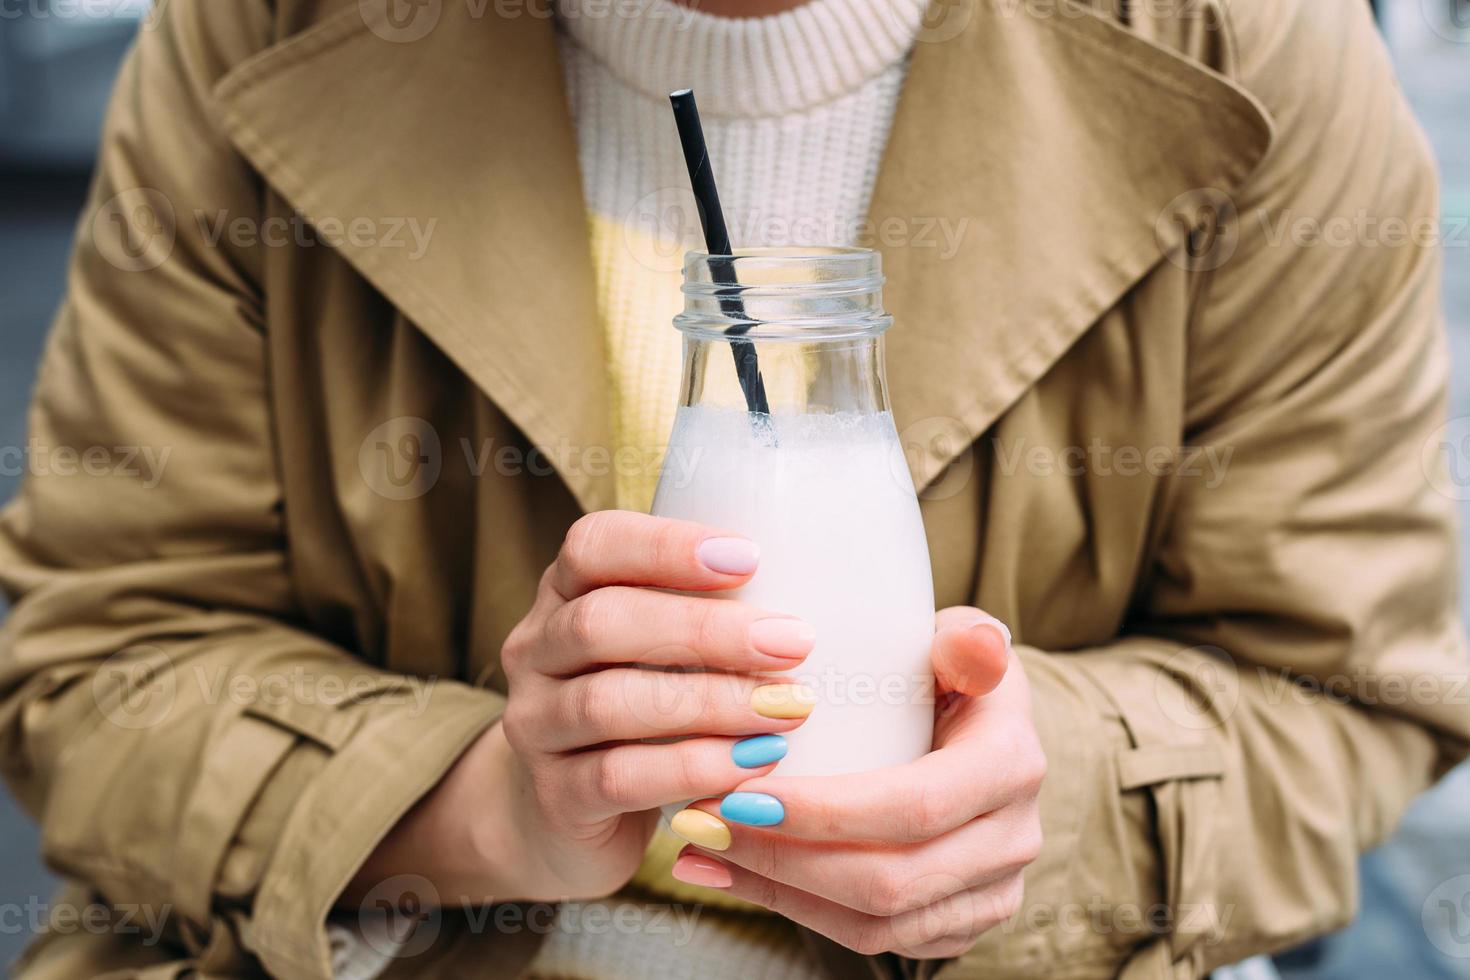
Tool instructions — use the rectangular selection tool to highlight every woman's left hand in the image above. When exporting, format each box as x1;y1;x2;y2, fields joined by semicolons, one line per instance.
671;606;1046;959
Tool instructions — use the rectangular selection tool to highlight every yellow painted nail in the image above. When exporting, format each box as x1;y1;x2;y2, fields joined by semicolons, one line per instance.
670;808;732;851
750;683;817;720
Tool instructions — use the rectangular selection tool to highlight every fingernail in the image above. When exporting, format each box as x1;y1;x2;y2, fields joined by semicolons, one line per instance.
750;684;816;719
721;792;785;827
697;537;760;575
748;618;816;659
969;619;1011;650
732;734;788;768
672;852;733;888
670;808;732;851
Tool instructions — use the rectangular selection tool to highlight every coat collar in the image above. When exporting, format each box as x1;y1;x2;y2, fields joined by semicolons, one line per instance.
872;0;1272;489
215;0;1272;510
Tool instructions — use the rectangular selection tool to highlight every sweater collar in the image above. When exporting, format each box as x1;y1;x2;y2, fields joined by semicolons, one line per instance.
555;0;930;117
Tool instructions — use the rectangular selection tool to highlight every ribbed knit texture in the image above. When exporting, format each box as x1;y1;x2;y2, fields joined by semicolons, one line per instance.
559;0;925;511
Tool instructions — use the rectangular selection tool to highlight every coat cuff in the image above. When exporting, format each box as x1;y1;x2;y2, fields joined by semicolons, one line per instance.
238;680;504;979
981;640;1223;975
944;643;1181;978
1048;642;1229;978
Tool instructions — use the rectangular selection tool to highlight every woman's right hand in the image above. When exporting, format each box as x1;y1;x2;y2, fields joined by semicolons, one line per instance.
345;511;817;906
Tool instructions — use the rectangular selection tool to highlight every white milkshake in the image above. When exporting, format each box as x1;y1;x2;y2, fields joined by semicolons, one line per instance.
653;405;936;776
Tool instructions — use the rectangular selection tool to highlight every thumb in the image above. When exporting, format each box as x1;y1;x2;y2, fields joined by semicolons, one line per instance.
931;606;1011;698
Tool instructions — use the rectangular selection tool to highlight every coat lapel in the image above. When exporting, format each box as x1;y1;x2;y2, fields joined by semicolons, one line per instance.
213;1;616;511
874;0;1273;490
213;0;1273;507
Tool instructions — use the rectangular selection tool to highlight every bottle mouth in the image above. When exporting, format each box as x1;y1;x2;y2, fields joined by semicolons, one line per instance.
676;246;893;341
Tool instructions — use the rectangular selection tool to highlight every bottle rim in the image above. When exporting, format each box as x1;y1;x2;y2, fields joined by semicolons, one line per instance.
675;246;893;342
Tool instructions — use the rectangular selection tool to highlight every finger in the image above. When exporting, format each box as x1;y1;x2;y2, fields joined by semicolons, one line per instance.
932;606;1010;697
718;724;1046;842
682;806;1042;916
536;588;815;677
564;736;786;819
543;668;817;750
551;511;758;599
671;846;1021;958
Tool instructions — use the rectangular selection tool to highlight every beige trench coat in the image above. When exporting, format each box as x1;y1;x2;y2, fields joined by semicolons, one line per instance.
2;0;1467;977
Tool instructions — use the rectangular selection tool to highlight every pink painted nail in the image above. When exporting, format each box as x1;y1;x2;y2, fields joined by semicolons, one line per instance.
697;537;760;575
968;618;1011;650
748;618;816;659
672;852;733;889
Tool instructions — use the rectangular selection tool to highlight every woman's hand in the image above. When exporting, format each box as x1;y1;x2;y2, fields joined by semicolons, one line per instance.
670;607;1044;959
345;511;819;905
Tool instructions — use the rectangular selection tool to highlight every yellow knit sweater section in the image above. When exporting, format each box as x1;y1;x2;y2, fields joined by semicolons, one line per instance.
590;212;685;514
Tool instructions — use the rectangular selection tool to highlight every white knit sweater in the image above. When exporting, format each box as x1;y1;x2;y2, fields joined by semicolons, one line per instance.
558;0;926;511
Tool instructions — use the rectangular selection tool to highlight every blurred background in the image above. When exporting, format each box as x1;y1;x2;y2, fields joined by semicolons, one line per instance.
1;0;1468;976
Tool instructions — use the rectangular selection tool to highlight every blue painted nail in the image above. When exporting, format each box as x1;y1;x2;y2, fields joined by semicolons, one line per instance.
732;735;788;769
721;792;785;827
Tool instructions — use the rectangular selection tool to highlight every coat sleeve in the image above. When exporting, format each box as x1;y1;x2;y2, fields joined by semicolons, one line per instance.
964;2;1470;977
0;5;504;978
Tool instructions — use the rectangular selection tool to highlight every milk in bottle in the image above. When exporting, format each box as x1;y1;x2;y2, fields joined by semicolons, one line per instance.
651;248;936;777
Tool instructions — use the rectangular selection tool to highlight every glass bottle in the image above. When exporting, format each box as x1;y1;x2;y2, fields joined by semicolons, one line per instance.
652;247;936;778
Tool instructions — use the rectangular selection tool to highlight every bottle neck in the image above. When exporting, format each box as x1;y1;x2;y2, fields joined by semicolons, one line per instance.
676;247;891;342
679;335;889;415
675;247;892;416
